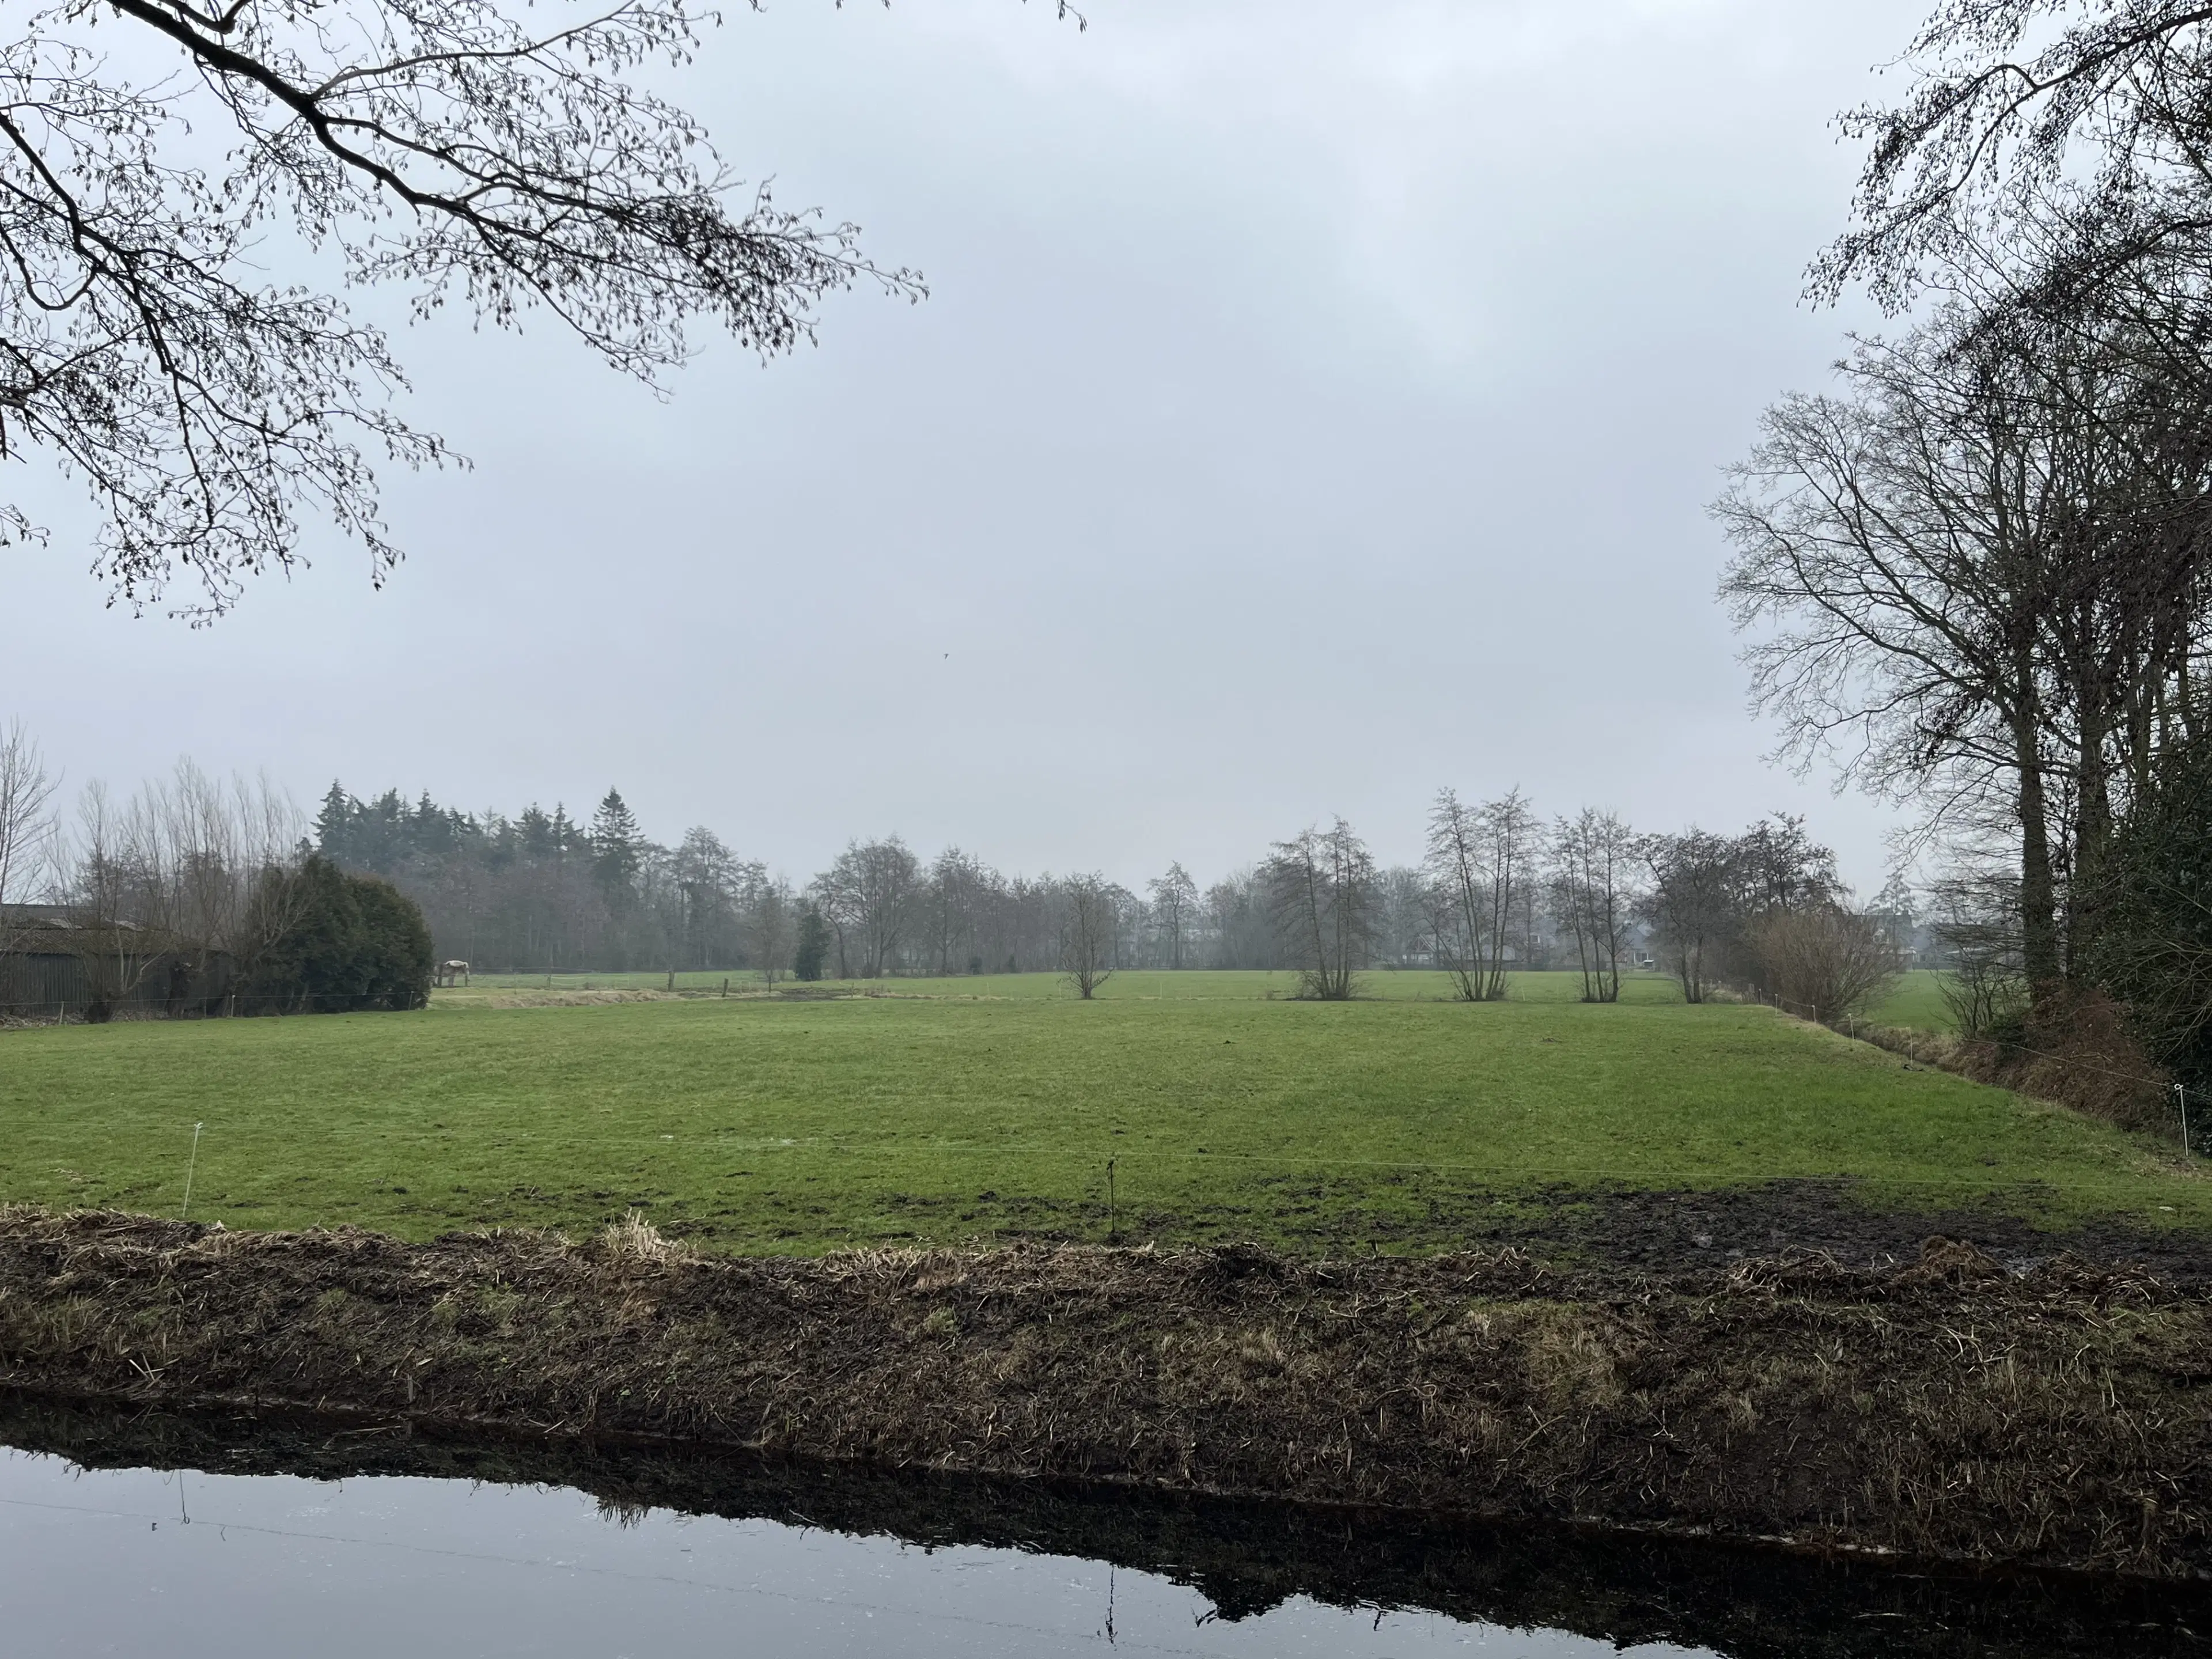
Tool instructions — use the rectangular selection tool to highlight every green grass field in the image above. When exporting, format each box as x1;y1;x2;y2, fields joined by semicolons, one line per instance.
1;971;2199;1254
1866;970;1958;1033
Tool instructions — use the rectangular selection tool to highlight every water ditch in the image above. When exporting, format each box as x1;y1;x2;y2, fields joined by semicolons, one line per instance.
9;1210;2212;1579
1;1391;2205;1658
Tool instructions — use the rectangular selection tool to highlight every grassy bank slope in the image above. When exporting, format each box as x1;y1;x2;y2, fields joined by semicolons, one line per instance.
1;979;2201;1251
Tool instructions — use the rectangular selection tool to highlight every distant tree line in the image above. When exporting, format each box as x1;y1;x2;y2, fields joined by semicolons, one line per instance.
301;777;1900;1013
0;727;1912;1017
312;783;794;978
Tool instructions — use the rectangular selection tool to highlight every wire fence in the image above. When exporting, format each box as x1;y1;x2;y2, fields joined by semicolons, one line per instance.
0;993;426;1025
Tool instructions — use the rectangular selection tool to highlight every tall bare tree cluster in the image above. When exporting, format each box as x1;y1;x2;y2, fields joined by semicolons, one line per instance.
1425;788;1536;1002
1634;816;1868;1013
2;755;317;1016
1265;820;1378;1001
801;838;1139;982
1550;810;1637;1005
1723;0;2212;1075
0;721;56;959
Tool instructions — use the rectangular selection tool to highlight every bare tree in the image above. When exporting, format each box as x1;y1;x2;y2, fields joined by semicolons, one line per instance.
1926;868;2030;1037
1147;862;1198;970
921;847;992;975
52;779;155;1020
745;874;796;986
1637;828;1738;1005
0;719;56;958
115;761;307;1009
1752;905;1903;1027
0;0;984;615
812;836;919;979
1426;787;1488;1002
668;827;740;969
1548;810;1636;1004
1059;873;1118;999
1373;865;1439;969
1733;813;1842;915
1717;323;2075;987
1476;789;1537;999
1266;818;1377;1001
1204;867;1275;970
1814;1;2212;309
1104;880;1138;970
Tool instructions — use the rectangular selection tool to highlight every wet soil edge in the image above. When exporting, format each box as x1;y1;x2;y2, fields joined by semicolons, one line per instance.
3;1389;2205;1659
3;1209;2210;1584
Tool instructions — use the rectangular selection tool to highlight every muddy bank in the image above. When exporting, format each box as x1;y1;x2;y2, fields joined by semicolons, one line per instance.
761;1174;2212;1275
1494;1177;2212;1283
2;1207;2209;1580
5;1393;2205;1659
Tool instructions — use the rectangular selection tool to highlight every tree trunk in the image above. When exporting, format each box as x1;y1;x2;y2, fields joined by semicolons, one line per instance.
2066;626;2115;978
2016;711;2063;989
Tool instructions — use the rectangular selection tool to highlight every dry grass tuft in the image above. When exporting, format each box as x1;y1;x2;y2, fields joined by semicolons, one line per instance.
597;1208;687;1267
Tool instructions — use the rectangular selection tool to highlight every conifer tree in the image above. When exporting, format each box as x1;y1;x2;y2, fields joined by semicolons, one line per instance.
518;806;555;861
591;789;643;908
414;792;456;858
314;783;355;865
794;905;830;983
357;789;406;874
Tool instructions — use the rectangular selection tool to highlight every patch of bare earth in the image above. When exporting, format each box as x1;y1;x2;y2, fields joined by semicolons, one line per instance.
0;1207;2207;1577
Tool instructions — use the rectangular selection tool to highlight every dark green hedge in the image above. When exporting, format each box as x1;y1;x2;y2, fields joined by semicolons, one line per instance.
238;855;433;1013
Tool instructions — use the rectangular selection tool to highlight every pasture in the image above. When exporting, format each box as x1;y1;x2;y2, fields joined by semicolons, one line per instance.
0;971;2200;1255
1866;970;1959;1033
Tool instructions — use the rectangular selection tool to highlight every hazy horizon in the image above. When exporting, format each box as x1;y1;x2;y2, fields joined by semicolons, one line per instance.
2;0;1933;895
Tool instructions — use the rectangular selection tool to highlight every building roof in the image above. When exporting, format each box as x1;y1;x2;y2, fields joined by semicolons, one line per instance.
0;904;142;934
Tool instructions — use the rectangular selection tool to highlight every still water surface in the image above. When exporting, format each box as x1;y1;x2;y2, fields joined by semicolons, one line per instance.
0;1446;1700;1659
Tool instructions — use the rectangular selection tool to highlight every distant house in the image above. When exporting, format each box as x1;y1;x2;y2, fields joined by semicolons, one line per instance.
1865;908;1920;967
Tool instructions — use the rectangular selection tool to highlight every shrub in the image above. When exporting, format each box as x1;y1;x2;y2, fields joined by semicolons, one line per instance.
236;855;432;1012
1748;904;1900;1024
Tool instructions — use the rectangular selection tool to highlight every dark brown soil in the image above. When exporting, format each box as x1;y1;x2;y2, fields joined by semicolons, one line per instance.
3;1208;2210;1581
1509;1179;2212;1283
852;1177;2212;1283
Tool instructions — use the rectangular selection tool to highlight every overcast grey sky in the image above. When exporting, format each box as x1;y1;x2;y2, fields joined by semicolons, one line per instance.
3;0;1933;890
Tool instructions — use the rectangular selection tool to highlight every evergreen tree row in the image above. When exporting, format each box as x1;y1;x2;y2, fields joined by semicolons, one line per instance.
315;782;782;974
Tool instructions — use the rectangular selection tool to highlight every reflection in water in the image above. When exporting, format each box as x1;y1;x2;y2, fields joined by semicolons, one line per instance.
0;1449;1659;1659
0;1395;2202;1658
